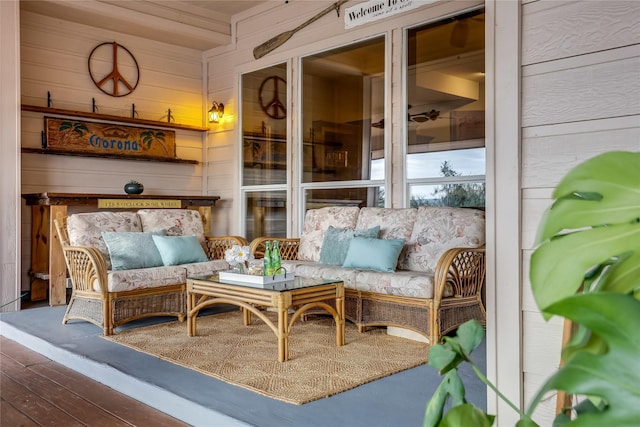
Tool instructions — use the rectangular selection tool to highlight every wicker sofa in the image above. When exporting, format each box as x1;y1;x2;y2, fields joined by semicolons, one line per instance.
250;206;486;344
54;209;247;335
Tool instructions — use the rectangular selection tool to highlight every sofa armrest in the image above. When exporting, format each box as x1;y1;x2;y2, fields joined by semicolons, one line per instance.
249;237;300;260
54;216;109;295
433;247;486;303
204;236;249;260
60;245;109;295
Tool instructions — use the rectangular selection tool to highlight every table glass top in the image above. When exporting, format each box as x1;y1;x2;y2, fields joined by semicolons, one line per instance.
188;272;341;292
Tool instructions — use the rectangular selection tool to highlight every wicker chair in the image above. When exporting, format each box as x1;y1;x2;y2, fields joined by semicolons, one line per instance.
250;237;486;344
54;215;247;335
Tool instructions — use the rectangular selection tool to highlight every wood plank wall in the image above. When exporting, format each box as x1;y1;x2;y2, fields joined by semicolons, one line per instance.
19;10;206;291
520;1;640;424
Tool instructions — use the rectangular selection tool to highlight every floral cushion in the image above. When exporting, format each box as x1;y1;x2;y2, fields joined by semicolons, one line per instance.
137;209;205;241
352;269;439;298
298;207;360;262
105;265;186;292
355;207;417;241
354;208;416;270
67;212;142;270
183;260;229;277
284;263;448;299
401;207;485;272
293;263;358;288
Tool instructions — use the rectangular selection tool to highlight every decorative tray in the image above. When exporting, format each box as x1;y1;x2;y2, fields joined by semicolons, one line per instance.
218;270;294;287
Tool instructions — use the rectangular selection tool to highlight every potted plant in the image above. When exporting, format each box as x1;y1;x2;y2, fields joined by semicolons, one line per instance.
423;151;640;426
124;180;144;195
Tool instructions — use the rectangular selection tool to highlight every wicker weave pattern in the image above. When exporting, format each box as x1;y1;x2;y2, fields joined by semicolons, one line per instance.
111;286;186;328
250;237;300;260
55;214;243;335
204;236;249;260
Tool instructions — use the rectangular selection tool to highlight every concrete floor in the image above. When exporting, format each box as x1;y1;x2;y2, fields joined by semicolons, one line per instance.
0;305;486;427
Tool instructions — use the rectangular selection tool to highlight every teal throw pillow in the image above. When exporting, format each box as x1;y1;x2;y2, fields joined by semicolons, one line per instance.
319;226;380;266
102;231;165;271
342;237;406;272
152;235;208;266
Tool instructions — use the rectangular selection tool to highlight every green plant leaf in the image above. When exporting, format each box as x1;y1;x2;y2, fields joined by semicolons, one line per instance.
428;343;457;372
438;403;495;427
527;293;640;425
427;320;484;373
423;370;467;427
516;418;539;427
530;222;640;316
537;151;640;242
604;250;640;294
454;318;485;354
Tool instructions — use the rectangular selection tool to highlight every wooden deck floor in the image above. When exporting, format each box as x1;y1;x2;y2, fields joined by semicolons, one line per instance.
0;336;189;427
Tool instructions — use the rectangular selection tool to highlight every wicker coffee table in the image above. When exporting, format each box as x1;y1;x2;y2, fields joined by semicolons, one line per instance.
186;274;345;362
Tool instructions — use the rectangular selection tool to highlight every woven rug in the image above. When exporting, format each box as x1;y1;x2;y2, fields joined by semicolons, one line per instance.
103;310;429;404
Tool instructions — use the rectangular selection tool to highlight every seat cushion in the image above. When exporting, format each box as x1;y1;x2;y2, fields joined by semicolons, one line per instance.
105;265;186;292
401;207;485;272
353;269;439;299
183;260;230;277
291;262;359;289
67;212;142;270
298;207;360;262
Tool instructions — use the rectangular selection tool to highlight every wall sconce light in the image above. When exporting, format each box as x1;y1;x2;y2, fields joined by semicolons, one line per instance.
208;101;224;123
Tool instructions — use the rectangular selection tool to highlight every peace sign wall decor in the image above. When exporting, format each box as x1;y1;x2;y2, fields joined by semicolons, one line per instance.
259;76;286;119
88;42;140;97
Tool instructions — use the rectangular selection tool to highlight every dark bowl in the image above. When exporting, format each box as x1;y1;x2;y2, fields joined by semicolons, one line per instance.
124;183;144;195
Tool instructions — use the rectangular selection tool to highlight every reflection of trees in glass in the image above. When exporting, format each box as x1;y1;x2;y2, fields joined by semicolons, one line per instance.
412;161;485;208
377;188;385;207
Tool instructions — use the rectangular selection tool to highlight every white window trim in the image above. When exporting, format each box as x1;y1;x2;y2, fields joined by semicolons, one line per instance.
485;1;523;425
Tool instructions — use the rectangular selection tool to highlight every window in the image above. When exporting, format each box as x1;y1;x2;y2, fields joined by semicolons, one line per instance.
406;9;485;208
301;36;385;211
241;63;288;240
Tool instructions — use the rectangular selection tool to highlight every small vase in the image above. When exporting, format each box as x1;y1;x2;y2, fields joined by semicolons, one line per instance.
124;183;144;195
233;263;246;274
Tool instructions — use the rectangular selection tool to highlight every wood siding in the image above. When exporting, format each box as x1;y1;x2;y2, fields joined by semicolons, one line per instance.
19;10;206;291
1;0;21;312
521;1;640;424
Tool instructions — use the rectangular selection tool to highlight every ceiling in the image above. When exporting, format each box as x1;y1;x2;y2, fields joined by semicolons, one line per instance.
20;0;271;51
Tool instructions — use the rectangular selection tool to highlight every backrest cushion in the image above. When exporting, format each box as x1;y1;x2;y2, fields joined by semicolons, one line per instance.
152;235;209;266
67;212;142;269
102;231;165;270
401;207;485;272
342;237;406;272
318;225;380;266
137;209;205;241
355;208;417;269
355;208;417;241
298;207;360;262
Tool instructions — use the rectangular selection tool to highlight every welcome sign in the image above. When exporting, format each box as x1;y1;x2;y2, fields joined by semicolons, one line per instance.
344;0;437;29
344;0;438;29
45;117;176;160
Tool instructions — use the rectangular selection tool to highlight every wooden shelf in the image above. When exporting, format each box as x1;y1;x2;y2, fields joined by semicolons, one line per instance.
21;147;198;164
21;104;209;132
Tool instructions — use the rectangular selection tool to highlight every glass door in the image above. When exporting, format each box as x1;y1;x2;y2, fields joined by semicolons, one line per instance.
241;63;288;241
